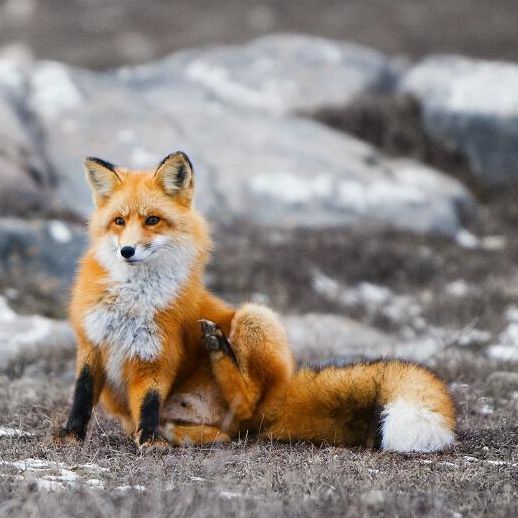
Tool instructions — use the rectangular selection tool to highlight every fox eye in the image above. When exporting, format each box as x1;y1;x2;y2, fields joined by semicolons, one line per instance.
114;217;125;226
145;215;160;226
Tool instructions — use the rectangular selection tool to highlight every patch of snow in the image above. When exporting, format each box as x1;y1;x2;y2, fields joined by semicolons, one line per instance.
456;230;479;249
190;476;206;482
48;220;72;243
464;456;517;467
0;458;110;491
446;280;471;298
0;427;34;438
477;402;494;416
455;230;507;251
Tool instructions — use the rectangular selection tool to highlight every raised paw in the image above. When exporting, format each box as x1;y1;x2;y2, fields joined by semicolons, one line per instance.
199;319;237;364
53;427;83;446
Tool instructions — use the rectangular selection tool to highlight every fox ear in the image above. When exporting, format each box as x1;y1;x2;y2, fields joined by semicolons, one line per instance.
84;157;121;204
154;152;194;200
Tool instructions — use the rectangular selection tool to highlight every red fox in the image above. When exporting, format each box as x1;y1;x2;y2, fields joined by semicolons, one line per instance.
55;152;455;452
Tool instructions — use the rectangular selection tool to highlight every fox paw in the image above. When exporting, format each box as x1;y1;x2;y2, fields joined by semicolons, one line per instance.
53;427;83;445
134;429;170;453
199;319;237;363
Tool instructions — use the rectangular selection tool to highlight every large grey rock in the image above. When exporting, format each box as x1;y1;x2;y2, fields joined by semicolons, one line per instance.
0;47;60;217
0;218;87;316
28;60;473;235
0;296;74;370
399;55;518;186
0;89;54;216
121;34;396;115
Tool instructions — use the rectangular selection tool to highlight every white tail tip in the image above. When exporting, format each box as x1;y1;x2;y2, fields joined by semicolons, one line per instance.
381;399;454;453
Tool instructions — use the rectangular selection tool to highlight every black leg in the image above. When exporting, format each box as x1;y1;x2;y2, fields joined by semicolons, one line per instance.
137;390;160;445
59;365;95;441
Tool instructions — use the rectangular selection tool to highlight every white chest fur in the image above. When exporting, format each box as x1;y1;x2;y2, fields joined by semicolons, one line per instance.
83;236;196;387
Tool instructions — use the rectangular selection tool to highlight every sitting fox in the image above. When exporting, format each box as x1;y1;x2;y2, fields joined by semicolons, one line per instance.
56;152;455;452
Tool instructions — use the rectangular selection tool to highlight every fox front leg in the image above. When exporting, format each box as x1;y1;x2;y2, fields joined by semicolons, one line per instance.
54;348;105;444
127;366;171;451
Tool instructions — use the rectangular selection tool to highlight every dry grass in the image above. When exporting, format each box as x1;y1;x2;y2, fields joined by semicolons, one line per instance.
0;346;517;518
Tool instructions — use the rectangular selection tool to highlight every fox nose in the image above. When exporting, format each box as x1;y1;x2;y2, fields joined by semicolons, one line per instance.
120;246;135;259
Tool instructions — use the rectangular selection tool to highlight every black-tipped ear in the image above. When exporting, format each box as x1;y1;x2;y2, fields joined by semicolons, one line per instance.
84;157;121;204
154;152;194;198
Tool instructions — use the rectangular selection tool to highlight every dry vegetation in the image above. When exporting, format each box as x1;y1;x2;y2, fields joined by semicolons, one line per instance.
0;345;517;517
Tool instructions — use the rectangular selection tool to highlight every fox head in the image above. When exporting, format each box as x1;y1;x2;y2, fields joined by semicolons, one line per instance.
84;152;210;276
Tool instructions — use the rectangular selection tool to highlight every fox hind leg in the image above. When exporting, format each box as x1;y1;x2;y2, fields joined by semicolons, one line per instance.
199;318;258;422
199;304;295;426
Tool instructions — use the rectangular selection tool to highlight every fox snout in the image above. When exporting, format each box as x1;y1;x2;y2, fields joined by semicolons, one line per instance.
120;246;135;259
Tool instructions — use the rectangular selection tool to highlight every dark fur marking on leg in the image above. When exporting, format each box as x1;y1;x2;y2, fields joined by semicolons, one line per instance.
64;365;94;440
138;390;160;444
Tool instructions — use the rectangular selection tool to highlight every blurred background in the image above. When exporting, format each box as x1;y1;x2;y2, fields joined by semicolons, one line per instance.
1;1;518;513
1;0;518;363
2;0;518;67
2;0;518;360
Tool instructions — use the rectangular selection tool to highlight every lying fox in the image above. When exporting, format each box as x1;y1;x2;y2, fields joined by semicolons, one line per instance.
56;151;455;452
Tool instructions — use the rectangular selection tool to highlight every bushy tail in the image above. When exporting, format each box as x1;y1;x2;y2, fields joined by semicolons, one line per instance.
270;359;455;452
377;361;455;453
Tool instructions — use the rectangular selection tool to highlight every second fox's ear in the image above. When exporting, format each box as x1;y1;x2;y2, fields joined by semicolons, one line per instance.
154;152;194;199
84;157;121;204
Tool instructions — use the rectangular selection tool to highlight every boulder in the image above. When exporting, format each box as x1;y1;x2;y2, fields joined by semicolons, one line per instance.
399;55;518;186
0;296;74;371
0;218;87;316
0;89;54;217
28;60;473;235
121;33;397;115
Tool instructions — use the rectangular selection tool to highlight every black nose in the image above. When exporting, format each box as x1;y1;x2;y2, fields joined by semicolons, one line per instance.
120;246;135;259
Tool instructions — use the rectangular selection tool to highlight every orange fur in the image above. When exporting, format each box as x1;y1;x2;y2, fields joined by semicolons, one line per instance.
58;152;455;453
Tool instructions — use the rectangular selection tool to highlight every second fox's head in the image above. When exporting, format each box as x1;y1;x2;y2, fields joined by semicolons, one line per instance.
84;152;210;271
